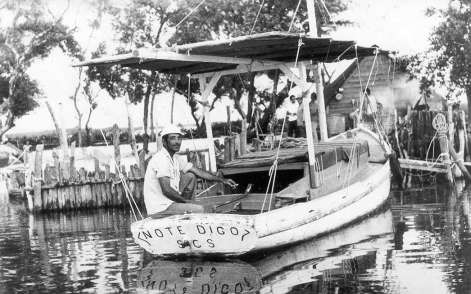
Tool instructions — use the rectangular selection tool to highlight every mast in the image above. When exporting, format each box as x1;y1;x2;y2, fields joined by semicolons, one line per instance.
306;0;328;141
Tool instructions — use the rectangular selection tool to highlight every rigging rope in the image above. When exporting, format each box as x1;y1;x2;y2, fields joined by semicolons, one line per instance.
261;36;305;213
250;0;266;35
175;0;207;28
318;0;332;22
99;129;143;221
288;0;303;33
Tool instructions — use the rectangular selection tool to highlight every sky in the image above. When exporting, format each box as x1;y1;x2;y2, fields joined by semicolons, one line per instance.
6;0;449;135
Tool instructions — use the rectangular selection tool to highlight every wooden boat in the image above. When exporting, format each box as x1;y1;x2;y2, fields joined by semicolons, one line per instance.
135;209;393;293
129;126;391;256
77;3;393;256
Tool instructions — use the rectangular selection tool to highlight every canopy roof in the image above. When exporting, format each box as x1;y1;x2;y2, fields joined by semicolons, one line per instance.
75;31;390;75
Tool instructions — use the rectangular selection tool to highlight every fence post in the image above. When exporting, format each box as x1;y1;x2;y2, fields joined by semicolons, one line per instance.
69;141;76;182
32;144;44;212
112;124;121;173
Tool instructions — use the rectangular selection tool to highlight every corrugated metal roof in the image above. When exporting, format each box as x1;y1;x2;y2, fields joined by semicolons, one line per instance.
76;31;389;74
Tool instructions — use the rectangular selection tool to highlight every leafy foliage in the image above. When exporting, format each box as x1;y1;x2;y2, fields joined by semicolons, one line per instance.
86;0;351;135
408;0;471;116
0;0;78;135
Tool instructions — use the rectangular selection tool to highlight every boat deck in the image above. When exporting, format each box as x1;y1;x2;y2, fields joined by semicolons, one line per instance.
220;138;369;175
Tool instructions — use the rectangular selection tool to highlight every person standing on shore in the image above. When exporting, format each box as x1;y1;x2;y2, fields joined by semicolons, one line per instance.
286;95;299;137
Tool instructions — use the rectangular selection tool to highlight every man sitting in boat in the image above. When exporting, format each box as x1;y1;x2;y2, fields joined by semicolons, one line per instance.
143;124;237;216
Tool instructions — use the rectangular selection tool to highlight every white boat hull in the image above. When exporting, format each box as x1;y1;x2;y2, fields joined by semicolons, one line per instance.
131;128;391;256
254;161;390;250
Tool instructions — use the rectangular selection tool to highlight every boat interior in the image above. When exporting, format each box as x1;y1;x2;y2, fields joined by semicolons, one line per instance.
194;129;385;215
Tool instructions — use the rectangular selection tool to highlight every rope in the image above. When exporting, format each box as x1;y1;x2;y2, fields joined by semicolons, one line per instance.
318;0;332;22
99;129;143;221
354;46;364;121
342;136;358;190
334;44;355;62
250;0;266;35
175;0;207;28
260;36;304;213
288;0;303;32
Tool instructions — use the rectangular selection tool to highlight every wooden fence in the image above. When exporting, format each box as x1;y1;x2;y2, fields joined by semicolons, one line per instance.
21;138;211;213
25;143;145;212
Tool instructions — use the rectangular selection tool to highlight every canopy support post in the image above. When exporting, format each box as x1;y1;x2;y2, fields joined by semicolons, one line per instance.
198;73;222;173
279;64;319;189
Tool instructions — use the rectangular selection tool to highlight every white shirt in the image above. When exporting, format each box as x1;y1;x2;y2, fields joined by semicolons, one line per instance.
366;94;378;114
143;148;193;214
286;101;299;122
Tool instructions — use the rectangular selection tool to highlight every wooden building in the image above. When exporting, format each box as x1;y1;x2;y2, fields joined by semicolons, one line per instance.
324;54;396;135
323;54;446;136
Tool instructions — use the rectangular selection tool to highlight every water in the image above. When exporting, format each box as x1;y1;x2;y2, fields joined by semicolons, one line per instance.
1;181;471;293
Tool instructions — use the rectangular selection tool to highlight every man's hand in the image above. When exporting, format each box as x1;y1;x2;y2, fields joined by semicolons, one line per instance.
222;178;238;189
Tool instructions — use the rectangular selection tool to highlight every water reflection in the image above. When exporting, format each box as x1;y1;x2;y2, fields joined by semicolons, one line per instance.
136;259;261;294
2;181;471;293
0;203;142;293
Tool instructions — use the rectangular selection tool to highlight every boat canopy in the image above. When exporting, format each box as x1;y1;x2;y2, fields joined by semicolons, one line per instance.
74;31;390;75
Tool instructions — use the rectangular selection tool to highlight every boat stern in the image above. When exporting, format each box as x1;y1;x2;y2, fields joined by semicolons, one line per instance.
131;213;258;256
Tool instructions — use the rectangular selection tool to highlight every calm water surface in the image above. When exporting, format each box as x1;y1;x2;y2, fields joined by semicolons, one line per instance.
1;181;471;293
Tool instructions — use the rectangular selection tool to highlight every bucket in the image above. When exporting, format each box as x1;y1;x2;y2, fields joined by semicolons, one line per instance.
327;114;346;136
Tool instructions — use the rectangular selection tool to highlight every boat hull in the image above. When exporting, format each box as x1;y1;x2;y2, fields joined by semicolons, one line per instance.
254;161;390;250
131;128;391;256
131;162;390;256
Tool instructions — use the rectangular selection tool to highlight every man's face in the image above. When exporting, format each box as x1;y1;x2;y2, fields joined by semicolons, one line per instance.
290;96;296;103
165;133;182;153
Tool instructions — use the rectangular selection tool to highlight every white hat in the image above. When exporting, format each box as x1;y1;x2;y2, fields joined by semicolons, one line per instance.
160;124;184;137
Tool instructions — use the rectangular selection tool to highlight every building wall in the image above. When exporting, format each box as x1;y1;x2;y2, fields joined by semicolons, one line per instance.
328;54;394;116
325;55;444;135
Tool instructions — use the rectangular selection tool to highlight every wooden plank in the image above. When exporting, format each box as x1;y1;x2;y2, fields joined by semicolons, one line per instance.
112;124;121;173
221;161;307;175
94;158;100;180
33;144;44;212
241;119;247;156
104;164;110;181
96;183;104;208
49;186;58;211
71;184;79;210
59;186;66;211
103;182;110;207
105;182;113;207
224;137;231;162
69;141;76;182
41;189;49;211
65;185;73;210
52;151;61;184
398;158;447;173
91;183;99;208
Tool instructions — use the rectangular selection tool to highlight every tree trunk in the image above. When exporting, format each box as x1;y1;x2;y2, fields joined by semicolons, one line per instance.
467;86;471;127
0;110;14;141
125;94;139;165
84;107;93;146
77;116;82;147
45;101;69;180
150;91;157;141
170;76;178;124
247;72;256;123
143;71;156;136
233;87;246;120
72;67;83;147
260;70;280;132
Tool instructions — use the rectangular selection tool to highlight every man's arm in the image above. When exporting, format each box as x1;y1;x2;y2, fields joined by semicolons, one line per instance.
188;166;237;188
158;177;189;203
